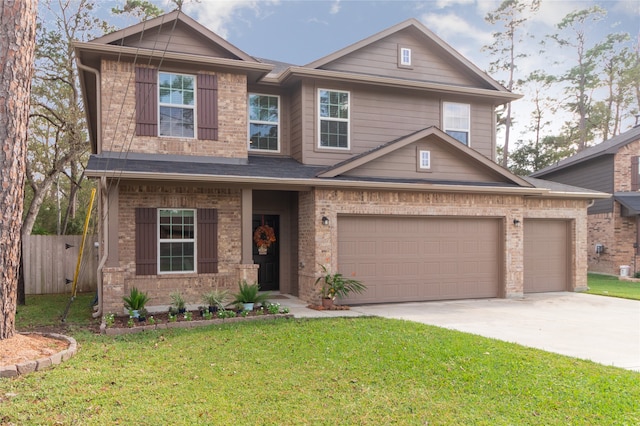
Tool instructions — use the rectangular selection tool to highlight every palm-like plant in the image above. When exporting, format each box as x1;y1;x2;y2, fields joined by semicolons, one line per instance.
232;281;270;305
169;291;186;312
202;289;229;310
316;264;366;300
123;287;149;311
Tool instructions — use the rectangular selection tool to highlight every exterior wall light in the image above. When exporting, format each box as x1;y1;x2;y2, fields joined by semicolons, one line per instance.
513;218;521;227
322;216;330;226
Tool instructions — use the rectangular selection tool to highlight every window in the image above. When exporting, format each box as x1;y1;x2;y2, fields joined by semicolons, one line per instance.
443;102;470;145
135;208;218;275
248;94;279;151
158;209;195;273
159;72;195;138
400;47;412;67
319;89;349;149
419;150;431;169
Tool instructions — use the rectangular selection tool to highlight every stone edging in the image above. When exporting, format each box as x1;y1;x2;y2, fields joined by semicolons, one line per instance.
102;313;294;335
0;332;78;379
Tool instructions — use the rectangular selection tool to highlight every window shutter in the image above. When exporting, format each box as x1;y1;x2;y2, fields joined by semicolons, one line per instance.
135;208;157;275
632;156;639;191
197;208;218;273
135;67;158;136
197;74;218;140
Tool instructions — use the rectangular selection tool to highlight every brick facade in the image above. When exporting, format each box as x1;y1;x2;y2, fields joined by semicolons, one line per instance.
586;140;640;276
100;60;248;159
101;183;257;315
297;189;588;303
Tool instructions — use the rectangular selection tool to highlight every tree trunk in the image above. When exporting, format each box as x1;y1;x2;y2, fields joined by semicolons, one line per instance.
0;0;38;339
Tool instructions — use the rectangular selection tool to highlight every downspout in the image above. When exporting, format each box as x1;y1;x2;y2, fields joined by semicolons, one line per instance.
76;58;106;318
93;176;108;319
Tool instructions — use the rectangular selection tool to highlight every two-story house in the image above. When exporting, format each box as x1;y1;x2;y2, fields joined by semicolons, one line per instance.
75;11;606;316
532;126;640;276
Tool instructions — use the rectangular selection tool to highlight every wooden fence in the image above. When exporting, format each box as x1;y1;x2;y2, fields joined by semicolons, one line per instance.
23;235;98;295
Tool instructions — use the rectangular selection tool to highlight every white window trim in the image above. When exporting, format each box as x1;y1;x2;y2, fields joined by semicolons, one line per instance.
158;71;197;139
443;101;470;146
400;47;412;67
419;150;431;170
157;208;197;275
317;88;350;150
248;93;281;153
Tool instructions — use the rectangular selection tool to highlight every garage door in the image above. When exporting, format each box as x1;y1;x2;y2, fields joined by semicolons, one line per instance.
338;216;502;304
524;219;569;293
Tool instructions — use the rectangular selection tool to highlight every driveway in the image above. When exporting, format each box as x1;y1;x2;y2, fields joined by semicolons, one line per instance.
283;292;640;371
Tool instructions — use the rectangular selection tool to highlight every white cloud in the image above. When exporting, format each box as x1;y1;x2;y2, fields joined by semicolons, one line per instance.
612;0;640;17
434;0;475;8
420;12;494;46
185;0;279;39
330;0;341;15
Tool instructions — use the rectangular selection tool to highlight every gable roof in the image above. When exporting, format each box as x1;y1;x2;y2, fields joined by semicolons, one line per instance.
306;18;509;94
531;125;640;177
92;10;256;62
317;127;533;187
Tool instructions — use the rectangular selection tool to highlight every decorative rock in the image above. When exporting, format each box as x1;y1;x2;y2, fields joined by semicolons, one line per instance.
0;365;18;378
16;361;37;375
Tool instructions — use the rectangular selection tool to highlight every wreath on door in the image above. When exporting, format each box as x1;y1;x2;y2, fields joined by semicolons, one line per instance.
254;224;276;250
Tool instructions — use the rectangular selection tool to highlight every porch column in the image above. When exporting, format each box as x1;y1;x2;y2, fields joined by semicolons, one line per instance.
241;188;253;264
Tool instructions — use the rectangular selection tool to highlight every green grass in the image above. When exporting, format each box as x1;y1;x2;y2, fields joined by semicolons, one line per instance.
3;296;640;424
15;292;99;330
587;273;640;300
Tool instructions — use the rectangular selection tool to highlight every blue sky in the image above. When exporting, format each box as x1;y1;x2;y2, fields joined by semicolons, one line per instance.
99;0;640;142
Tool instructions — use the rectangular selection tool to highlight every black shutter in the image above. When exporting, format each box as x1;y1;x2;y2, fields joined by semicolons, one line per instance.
135;208;157;275
197;74;218;140
197;208;218;273
135;67;158;136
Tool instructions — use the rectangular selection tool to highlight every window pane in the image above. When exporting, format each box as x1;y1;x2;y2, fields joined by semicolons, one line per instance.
320;119;348;148
446;130;469;145
250;123;278;150
159;106;194;138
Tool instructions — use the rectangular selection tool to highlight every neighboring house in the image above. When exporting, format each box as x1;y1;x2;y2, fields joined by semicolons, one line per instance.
532;126;640;276
75;11;606;315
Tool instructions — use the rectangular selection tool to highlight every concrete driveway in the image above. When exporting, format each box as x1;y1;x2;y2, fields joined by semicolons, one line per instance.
283;292;640;371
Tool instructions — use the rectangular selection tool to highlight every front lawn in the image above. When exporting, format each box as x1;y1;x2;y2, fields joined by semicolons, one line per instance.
2;296;639;424
587;273;640;300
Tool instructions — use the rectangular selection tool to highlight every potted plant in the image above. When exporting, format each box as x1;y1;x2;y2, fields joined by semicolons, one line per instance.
231;280;270;311
123;287;149;318
170;291;187;314
202;289;229;313
315;264;366;309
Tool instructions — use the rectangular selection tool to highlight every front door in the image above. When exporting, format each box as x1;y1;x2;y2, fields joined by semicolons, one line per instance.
252;215;279;291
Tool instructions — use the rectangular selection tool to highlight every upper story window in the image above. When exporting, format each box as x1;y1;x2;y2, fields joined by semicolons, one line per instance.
248;94;279;151
159;72;195;138
319;89;349;149
158;209;196;273
419;150;431;170
443;102;470;146
399;47;412;67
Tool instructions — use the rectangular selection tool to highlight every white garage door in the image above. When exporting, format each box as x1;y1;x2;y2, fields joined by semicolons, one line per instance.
338;216;502;304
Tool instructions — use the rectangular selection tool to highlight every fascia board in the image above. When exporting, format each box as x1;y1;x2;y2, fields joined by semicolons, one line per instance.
74;42;273;76
278;67;522;103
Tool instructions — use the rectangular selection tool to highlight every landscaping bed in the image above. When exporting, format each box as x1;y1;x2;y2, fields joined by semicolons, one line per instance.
104;309;293;335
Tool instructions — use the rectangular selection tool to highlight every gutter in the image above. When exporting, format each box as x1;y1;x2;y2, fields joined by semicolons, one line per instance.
85;169;553;196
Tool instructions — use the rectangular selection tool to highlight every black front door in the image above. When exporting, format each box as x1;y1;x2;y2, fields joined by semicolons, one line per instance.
252;215;279;291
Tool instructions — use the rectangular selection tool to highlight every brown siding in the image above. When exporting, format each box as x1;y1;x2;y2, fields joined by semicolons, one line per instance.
298;81;496;166
197;73;218;141
135;207;157;275
135;67;158;137
343;138;509;183
631;156;638;191
121;23;239;59
320;28;482;87
197;208;218;273
289;84;303;161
